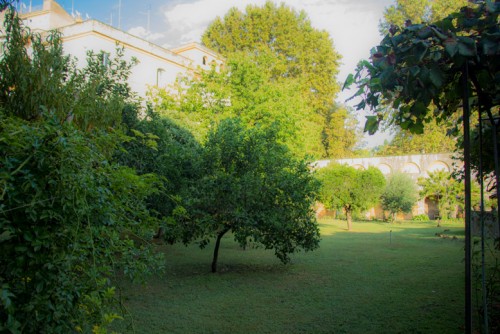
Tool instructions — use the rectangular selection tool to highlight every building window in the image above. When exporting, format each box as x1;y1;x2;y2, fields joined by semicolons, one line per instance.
202;56;208;65
156;68;165;86
102;53;110;67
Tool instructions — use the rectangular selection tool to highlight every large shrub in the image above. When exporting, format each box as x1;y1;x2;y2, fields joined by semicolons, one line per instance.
0;9;162;332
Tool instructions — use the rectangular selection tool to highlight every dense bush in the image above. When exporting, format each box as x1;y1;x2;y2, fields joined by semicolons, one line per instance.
0;9;162;332
412;214;430;221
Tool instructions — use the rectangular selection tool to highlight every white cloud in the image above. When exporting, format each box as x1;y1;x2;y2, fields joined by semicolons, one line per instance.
128;26;164;42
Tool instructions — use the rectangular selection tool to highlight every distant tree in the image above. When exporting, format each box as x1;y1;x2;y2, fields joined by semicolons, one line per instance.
322;104;360;158
381;173;419;221
165;118;320;273
380;0;468;34
317;164;386;230
377;118;457;156
201;1;352;157
418;170;462;221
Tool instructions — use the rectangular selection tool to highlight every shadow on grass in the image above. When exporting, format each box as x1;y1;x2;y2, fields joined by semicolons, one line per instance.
112;220;466;334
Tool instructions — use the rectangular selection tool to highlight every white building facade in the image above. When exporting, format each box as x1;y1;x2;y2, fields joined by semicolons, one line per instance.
3;0;224;98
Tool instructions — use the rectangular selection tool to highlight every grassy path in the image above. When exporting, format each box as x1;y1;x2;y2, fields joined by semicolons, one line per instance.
113;219;465;333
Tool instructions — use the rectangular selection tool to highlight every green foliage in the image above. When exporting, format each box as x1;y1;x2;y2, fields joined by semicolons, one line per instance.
377;118;457;156
418;170;462;219
412;214;430;221
376;0;466;155
0;9;162;332
346;1;500;138
316;164;386;230
346;1;500;200
381;173;418;221
165;118;321;272
380;0;469;34
117;108;203;221
200;1;352;157
202;1;340;112
149;52;332;157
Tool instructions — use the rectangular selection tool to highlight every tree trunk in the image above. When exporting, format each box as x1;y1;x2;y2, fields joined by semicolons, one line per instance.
346;208;352;231
211;228;229;273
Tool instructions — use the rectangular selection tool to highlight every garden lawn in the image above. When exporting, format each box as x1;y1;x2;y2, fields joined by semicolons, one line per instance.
112;219;465;333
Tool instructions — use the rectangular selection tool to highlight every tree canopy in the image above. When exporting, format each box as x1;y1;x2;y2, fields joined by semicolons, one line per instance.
381;173;418;221
418;170;463;220
199;1;353;157
376;118;457;156
376;0;468;155
202;1;340;113
316;164;386;230
149;53;326;157
165;118;321;272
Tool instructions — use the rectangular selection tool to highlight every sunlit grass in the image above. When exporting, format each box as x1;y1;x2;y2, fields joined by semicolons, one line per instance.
112;219;465;333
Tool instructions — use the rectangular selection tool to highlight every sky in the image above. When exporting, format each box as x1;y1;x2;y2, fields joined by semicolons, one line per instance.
21;0;395;147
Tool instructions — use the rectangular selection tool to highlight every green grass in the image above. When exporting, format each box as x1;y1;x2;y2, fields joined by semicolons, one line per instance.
112;219;465;333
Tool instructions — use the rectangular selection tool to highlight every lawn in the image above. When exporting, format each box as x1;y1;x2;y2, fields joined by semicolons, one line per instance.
112;219;465;333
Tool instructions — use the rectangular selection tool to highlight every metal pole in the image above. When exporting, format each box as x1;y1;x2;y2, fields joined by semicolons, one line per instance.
463;61;473;334
478;113;489;333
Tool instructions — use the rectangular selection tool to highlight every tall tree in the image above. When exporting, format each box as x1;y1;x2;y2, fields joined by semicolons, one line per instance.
165;118;320;273
381;173;419;221
201;1;346;157
150;53;327;157
316;164;386;230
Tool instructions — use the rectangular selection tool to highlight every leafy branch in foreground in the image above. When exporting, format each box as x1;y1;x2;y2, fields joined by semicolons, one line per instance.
345;1;499;136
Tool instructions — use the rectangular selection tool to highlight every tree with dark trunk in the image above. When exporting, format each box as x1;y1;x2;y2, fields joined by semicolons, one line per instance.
166;118;321;272
316;164;386;230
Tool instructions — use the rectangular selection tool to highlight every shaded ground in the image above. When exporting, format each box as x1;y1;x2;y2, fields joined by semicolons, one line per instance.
112;219;465;333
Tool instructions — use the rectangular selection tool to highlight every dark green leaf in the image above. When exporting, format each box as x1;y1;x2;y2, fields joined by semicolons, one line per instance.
457;36;476;57
429;67;444;88
444;38;458;57
431;27;448;41
364;116;379;135
342;73;354;90
417;26;433;39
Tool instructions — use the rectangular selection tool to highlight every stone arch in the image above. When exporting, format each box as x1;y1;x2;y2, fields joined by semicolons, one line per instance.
427;161;450;173
377;163;392;175
402;162;420;174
